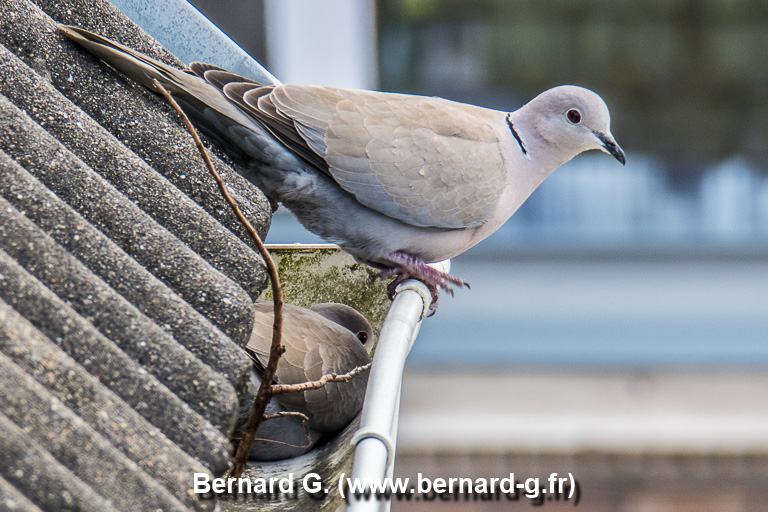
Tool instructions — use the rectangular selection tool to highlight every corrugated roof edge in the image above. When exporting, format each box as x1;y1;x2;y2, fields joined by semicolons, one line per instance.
0;0;279;510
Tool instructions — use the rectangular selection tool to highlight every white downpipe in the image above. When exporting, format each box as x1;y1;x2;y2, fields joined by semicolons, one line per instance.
347;261;449;511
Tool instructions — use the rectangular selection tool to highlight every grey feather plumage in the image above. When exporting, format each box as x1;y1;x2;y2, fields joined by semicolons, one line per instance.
235;301;373;460
247;302;372;433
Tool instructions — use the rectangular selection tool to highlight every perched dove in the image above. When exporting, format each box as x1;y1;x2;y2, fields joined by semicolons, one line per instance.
60;26;626;311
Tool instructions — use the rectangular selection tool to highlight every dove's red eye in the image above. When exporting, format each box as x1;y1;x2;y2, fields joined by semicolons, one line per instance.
567;109;582;124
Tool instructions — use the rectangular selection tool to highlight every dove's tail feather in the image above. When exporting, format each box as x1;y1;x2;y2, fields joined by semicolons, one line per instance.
58;25;193;93
59;25;265;129
59;25;285;164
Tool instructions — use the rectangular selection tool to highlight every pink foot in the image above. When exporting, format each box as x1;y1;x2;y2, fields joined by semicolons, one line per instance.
373;252;470;316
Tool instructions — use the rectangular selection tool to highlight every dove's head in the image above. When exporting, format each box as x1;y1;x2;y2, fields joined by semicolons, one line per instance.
521;85;625;166
310;303;375;352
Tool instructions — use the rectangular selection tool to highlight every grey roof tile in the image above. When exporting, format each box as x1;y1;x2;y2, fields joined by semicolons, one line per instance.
0;43;268;306
0;0;277;509
0;144;250;387
0;476;43;512
1;0;272;256
0;408;121;512
0;301;217;511
0;247;231;474
0;196;238;433
0;93;255;347
0;349;192;511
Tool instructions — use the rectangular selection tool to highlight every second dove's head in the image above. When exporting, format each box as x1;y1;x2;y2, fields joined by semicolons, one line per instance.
521;85;625;166
309;302;376;352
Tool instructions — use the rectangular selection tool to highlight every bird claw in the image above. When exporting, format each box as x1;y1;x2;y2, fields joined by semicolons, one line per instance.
425;283;440;317
384;273;409;300
384;275;440;316
375;251;470;315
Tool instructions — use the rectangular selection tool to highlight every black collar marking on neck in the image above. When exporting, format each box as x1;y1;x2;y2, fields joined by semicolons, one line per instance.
506;113;528;156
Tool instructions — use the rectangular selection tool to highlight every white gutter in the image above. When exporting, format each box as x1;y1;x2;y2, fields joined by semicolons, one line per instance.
346;261;449;511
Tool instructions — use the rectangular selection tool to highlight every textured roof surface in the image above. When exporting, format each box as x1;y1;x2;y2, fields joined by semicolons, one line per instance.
0;0;273;510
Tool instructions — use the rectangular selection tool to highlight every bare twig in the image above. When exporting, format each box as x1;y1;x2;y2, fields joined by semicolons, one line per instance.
270;362;372;395
250;437;313;450
151;80;285;479
264;411;310;421
231;412;313;450
264;411;313;449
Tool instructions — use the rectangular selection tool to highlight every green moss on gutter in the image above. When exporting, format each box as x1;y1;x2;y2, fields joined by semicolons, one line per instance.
261;245;391;344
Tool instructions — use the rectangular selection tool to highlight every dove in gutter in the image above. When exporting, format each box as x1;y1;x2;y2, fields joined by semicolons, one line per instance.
235;301;373;460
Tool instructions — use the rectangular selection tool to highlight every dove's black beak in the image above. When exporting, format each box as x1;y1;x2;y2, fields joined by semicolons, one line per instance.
594;131;626;165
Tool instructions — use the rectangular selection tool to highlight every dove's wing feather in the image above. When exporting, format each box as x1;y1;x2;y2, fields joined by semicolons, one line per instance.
181;65;509;230
267;85;509;229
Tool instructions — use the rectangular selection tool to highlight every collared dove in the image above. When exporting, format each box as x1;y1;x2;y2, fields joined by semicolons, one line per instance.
60;26;626;311
234;302;373;461
247;301;373;433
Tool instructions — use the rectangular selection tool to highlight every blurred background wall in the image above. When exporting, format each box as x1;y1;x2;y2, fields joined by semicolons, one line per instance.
187;1;768;509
